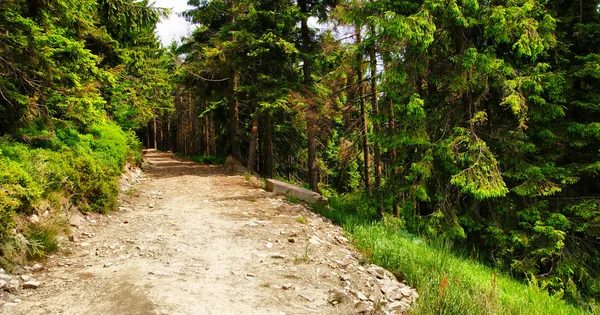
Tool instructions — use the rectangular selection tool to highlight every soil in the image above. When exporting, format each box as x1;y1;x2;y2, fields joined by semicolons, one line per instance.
0;150;416;315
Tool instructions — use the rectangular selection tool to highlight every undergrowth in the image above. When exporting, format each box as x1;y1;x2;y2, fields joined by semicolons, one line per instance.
174;152;224;165
0;122;141;269
311;196;597;315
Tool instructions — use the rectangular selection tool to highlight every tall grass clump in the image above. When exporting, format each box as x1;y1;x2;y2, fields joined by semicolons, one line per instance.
312;195;595;315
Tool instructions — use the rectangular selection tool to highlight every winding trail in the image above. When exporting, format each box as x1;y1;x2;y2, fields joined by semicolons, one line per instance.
2;150;395;315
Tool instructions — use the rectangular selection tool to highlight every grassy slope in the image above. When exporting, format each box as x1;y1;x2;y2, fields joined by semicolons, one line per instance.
0;122;141;268
311;201;594;315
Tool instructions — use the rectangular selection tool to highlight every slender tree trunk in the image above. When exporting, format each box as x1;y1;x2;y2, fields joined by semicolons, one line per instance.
370;40;381;188
247;114;259;172
264;111;273;178
299;0;318;192
167;119;172;152
369;36;382;216
229;70;241;160
388;96;399;216
204;101;210;156
228;0;241;161
145;125;150;149
357;27;371;191
188;92;193;155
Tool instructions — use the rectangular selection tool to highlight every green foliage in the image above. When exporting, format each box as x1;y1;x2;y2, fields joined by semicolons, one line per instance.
189;155;226;165
23;222;61;259
0;0;170;269
312;197;595;314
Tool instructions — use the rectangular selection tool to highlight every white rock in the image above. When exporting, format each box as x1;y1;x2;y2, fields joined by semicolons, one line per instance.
20;275;30;282
266;242;273;249
32;264;43;272
308;236;321;245
0;280;6;289
356;291;368;301
69;214;86;227
299;293;314;302
367;265;385;279
399;287;413;297
23;280;40;289
388;300;409;311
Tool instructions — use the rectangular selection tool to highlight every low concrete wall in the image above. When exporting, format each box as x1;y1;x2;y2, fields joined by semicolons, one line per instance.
265;179;328;206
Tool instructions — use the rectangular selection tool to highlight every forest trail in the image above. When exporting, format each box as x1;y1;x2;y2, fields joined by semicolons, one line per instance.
1;150;416;315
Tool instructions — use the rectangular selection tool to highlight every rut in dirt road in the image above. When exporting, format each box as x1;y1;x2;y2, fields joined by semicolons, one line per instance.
1;150;417;315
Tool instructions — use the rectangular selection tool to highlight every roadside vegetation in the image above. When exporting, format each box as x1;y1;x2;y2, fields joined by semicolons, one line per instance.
0;0;172;269
313;197;598;314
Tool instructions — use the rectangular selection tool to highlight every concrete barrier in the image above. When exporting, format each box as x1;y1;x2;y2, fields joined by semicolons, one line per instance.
265;179;328;206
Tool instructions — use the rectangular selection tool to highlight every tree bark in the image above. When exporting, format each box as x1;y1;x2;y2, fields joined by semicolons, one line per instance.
247;114;259;172
152;118;157;149
299;0;319;192
370;39;381;189
369;35;382;216
229;70;241;160
204;100;210;156
264;111;273;178
357;27;370;191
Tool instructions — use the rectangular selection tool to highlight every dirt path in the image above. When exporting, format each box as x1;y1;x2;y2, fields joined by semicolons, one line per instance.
1;150;417;315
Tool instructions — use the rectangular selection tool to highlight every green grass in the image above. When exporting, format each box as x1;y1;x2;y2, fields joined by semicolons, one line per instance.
175;153;225;165
23;222;60;259
311;200;595;315
0;122;140;269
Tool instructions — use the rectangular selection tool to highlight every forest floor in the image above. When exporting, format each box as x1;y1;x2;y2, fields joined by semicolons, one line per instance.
0;150;417;315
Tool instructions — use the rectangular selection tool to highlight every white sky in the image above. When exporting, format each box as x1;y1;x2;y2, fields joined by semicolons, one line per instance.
153;0;194;46
152;1;345;47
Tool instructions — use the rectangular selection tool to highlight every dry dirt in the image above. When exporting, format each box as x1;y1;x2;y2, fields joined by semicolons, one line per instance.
1;150;417;315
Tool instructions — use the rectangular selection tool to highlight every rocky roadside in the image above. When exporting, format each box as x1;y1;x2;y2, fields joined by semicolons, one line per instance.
251;198;419;314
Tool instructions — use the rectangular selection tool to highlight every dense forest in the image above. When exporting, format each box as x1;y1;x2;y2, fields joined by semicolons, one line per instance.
1;0;600;312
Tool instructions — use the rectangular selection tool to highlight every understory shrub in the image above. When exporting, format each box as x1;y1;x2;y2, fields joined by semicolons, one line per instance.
0;121;141;266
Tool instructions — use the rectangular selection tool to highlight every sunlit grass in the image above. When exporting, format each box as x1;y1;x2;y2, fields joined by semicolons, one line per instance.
312;200;594;315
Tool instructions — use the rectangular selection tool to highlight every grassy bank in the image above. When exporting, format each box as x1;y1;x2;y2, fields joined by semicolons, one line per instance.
0;122;141;268
312;198;596;315
173;153;225;165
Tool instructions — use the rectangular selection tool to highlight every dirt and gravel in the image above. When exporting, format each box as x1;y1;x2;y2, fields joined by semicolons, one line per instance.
0;150;417;315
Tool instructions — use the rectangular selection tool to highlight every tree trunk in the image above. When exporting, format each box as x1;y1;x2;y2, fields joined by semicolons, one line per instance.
369;36;382;216
264;111;273;178
167;118;172;152
299;0;318;192
228;0;241;161
388;96;399;216
204;101;210;156
370;40;381;188
357;27;370;191
229;70;241;160
247;114;259;172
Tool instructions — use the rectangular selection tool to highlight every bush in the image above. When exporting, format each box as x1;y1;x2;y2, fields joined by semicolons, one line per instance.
0;121;141;267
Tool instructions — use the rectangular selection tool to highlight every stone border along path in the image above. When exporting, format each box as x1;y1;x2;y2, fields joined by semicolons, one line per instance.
1;149;418;315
